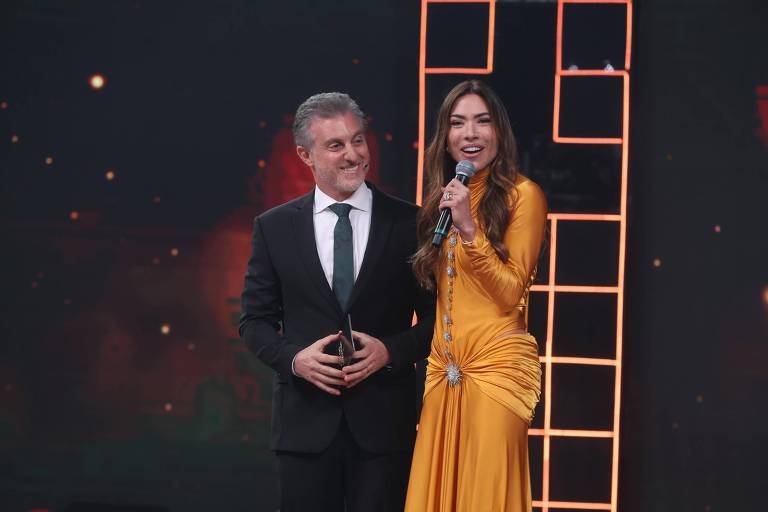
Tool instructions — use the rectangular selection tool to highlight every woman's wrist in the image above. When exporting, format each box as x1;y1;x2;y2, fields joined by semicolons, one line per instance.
457;223;476;243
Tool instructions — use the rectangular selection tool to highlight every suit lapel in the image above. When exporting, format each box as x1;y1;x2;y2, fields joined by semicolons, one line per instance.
348;186;393;309
293;191;343;315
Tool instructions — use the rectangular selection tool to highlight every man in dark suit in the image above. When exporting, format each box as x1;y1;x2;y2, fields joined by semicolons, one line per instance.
239;92;435;511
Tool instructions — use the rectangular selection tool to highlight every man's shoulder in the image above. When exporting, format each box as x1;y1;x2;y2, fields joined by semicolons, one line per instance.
371;185;419;219
256;192;311;224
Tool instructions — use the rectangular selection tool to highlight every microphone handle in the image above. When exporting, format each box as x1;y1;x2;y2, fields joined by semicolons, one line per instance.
431;172;472;247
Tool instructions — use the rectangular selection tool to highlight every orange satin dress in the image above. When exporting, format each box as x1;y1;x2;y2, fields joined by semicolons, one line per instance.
405;169;547;512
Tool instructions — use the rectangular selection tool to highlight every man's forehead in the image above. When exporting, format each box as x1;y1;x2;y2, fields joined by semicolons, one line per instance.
309;112;364;138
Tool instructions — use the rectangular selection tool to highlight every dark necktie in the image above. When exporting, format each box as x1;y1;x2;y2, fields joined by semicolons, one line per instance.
328;203;354;311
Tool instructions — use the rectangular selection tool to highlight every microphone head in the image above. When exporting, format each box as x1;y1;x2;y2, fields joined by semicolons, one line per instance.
455;160;477;178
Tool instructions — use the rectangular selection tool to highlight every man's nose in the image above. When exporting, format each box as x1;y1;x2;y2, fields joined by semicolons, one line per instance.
344;143;363;160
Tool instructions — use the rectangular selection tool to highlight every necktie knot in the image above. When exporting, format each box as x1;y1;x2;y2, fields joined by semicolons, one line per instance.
328;203;353;218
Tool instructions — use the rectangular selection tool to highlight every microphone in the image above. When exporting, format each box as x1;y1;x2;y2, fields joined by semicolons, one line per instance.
431;160;477;246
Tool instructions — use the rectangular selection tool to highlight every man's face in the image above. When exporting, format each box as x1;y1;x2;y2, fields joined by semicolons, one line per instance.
296;112;370;201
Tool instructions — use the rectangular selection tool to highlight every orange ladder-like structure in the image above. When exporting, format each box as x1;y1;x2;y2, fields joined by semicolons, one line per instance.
416;1;633;510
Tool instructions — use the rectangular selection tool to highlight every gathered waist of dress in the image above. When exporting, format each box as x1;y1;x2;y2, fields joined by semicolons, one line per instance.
424;330;542;423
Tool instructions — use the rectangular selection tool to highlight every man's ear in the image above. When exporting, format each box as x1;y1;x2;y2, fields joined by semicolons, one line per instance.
296;145;313;167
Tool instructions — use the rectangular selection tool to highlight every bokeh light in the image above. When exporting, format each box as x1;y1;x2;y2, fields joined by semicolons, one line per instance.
89;74;106;90
105;170;115;181
160;324;171;335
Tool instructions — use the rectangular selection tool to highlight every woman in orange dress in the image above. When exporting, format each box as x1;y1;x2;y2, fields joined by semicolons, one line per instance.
406;80;547;512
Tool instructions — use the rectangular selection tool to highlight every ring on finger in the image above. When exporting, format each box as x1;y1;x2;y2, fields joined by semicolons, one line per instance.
443;191;452;201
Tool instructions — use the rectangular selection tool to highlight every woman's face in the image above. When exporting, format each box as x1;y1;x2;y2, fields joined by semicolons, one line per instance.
446;93;498;171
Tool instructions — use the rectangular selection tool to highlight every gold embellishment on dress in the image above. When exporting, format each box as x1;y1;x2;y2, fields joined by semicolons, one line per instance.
446;362;461;387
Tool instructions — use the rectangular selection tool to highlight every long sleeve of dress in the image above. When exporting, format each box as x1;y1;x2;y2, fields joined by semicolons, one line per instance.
460;179;548;312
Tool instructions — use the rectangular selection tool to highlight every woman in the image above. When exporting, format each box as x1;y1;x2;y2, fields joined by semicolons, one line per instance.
406;80;547;511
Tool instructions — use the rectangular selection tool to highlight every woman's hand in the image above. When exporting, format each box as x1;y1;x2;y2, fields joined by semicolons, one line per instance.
440;178;476;242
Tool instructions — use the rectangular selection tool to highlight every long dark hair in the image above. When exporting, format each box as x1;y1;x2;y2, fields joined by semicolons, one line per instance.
411;80;521;290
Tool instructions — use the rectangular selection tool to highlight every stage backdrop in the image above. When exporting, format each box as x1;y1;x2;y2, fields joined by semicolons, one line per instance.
1;1;766;511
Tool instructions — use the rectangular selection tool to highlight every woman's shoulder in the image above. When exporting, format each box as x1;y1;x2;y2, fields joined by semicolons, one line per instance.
510;174;547;210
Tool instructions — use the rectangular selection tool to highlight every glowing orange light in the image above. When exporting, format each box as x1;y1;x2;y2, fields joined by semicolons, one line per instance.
164;403;173;412
763;286;768;305
11;134;19;144
105;170;115;181
714;225;721;233
69;211;80;221
653;258;662;268
257;159;266;169
170;248;179;257
45;157;54;165
89;74;106;90
160;324;171;335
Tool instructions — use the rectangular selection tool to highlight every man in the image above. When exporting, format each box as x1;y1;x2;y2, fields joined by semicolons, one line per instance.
239;92;435;511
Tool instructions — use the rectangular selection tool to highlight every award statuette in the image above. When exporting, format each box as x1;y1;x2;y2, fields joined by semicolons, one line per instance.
338;314;356;367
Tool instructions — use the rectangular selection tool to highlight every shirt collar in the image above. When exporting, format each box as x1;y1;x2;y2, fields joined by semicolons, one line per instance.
313;182;372;214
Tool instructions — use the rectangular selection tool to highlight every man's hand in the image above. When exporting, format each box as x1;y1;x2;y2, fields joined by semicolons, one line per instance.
341;330;391;388
293;333;345;396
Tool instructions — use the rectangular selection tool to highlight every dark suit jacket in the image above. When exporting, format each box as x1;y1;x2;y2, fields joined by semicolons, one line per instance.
239;184;436;454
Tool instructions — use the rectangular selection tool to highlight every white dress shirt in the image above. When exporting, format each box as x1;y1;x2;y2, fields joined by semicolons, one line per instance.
292;183;373;376
313;183;372;288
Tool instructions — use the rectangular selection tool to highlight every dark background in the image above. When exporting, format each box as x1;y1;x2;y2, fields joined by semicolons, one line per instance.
1;0;766;511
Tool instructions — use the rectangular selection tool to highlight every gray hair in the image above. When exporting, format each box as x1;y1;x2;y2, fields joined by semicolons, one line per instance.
292;92;366;149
